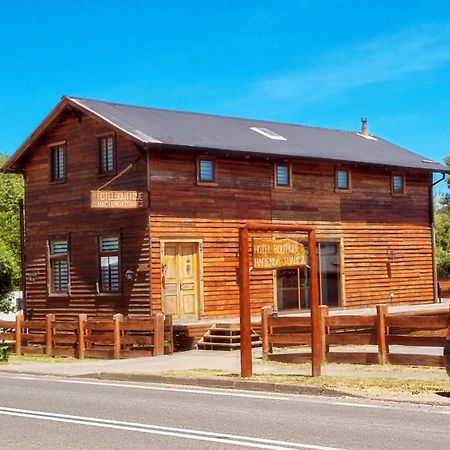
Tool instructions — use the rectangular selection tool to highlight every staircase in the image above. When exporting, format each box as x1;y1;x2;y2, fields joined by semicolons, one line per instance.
197;323;262;351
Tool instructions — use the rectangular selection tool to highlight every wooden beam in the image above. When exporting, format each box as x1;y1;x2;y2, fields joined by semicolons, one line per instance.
376;304;388;365
308;229;321;377
113;313;123;359
15;313;23;356
78;314;87;359
153;313;165;356
45;314;55;356
239;227;251;377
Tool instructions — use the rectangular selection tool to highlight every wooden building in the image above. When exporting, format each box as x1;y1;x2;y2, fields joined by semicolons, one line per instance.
2;97;449;322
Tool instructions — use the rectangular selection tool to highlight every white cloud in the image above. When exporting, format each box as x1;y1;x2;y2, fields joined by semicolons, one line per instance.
230;25;450;107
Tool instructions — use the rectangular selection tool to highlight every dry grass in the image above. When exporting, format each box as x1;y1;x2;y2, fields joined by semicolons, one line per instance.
8;354;78;363
163;367;450;398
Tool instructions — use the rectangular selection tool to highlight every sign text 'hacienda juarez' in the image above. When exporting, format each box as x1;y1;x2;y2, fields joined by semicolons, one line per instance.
252;238;306;270
90;190;148;209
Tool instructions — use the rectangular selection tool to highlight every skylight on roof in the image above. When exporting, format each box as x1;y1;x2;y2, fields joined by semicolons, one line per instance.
356;132;378;141
250;127;287;141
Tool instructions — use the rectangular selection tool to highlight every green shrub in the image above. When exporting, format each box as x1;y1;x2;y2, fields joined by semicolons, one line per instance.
0;345;9;363
0;241;18;313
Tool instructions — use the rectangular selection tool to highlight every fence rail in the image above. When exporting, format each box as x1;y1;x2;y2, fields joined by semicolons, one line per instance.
261;304;450;367
0;313;173;359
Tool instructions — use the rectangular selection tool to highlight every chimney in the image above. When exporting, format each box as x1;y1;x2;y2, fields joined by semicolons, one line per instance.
361;117;368;136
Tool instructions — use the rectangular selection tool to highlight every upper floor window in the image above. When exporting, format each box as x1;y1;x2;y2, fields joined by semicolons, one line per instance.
50;144;66;182
98;136;115;174
392;174;405;194
274;162;292;188
99;236;120;292
197;158;216;184
336;168;350;191
49;239;69;293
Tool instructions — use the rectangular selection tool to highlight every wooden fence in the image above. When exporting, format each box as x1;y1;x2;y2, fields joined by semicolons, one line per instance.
261;304;450;367
438;279;450;299
1;313;173;359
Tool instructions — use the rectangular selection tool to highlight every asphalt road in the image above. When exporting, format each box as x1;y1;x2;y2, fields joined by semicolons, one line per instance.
0;373;449;449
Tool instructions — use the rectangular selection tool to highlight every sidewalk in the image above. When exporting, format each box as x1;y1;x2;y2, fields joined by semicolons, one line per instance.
0;347;447;380
1;347;449;405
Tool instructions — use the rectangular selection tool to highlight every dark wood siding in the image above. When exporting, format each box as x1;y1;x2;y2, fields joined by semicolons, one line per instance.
341;168;433;306
20;110;434;320
23;111;150;319
149;151;273;318
149;151;434;317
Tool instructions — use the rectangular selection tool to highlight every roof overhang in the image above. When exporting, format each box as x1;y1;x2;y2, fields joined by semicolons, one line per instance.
1;96;152;174
147;142;450;175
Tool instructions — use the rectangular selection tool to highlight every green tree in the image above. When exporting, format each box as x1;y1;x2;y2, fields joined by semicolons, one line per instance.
435;196;450;278
0;153;23;311
0;241;18;312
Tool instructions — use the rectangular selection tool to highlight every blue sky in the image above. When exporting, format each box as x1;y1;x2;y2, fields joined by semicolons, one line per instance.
1;1;450;183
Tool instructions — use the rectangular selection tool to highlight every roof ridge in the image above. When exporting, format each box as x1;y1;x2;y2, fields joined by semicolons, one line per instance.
65;95;358;135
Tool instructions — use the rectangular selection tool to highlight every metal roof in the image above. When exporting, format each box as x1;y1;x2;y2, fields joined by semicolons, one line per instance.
3;96;449;173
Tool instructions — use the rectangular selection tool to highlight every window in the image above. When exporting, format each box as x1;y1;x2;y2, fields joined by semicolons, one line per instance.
392;174;405;194
98;136;115;174
99;236;120;292
276;243;340;310
336;169;350;190
50;144;66;182
49;240;69;294
274;162;291;187
197;158;216;184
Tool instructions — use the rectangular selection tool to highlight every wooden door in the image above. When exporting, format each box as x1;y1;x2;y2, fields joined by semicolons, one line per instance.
162;242;199;320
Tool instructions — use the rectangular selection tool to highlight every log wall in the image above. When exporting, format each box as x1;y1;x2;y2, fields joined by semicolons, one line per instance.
20;109;435;320
23;111;150;319
149;150;434;317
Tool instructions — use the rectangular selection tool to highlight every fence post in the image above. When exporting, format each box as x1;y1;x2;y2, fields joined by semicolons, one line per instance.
261;306;273;359
113;313;123;359
45;314;56;356
164;314;173;354
78;314;87;359
153;313;165;356
15;313;23;355
376;304;388;365
319;305;329;363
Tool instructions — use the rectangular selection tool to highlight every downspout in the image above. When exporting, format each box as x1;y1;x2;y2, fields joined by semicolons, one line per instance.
431;172;446;303
18;198;27;318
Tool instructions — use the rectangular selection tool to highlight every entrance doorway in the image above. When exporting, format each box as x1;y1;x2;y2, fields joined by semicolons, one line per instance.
161;241;202;320
276;242;340;310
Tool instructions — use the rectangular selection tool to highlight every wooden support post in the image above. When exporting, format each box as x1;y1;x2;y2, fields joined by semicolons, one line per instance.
153;313;165;356
78;314;87;359
45;314;55;356
308;230;321;377
319;305;329;363
376;304;388;365
113;313;123;359
261;306;273;359
15;313;23;356
239;227;252;377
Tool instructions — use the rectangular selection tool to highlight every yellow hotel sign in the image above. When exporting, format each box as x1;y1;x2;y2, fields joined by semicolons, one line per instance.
91;190;148;209
252;238;306;270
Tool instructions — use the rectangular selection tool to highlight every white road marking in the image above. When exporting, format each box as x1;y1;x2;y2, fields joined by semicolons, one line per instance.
8;376;291;401
0;406;346;450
